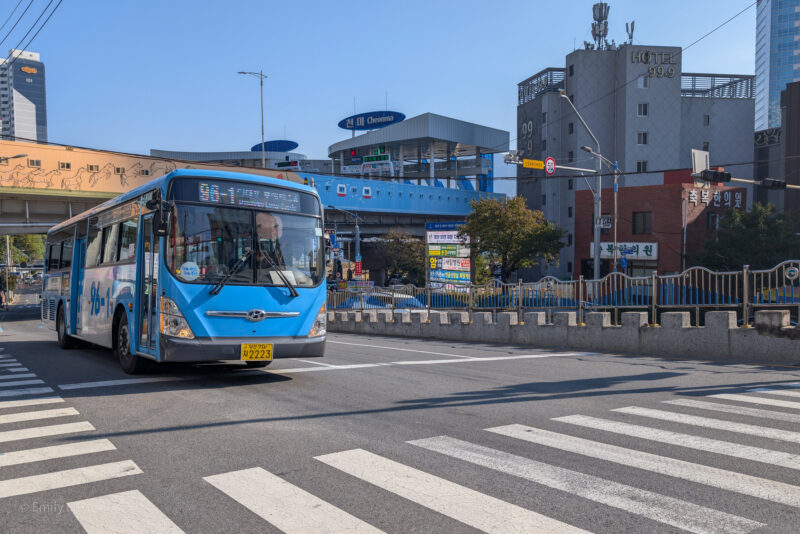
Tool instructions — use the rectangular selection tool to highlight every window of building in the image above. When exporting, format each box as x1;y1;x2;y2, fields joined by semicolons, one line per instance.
703;114;710;126
0;157;7;165
636;160;648;173
567;261;573;273
139;169;150;176
637;132;648;145
87;164;99;172
568;178;573;190
702;141;709;151
637;102;649;117
569;64;574;76
637;75;649;89
541;194;546;205
27;159;40;167
118;219;138;262
569;94;574;103
542;111;547;123
568;122;574;134
568;206;573;217
632;211;653;234
542;139;547;151
568;150;574;163
114;167;125;175
706;212;720;231
567;234;573;246
58;161;71;170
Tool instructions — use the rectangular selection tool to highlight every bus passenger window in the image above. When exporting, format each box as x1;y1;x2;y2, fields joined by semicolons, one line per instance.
102;225;120;264
60;239;73;270
118;219;138;262
47;243;61;271
86;220;102;267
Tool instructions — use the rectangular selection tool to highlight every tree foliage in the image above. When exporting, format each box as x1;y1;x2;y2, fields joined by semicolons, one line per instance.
380;229;426;286
694;203;800;270
0;234;45;265
459;196;563;282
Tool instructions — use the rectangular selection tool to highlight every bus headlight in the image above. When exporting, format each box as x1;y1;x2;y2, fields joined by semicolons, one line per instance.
308;304;326;337
160;297;195;339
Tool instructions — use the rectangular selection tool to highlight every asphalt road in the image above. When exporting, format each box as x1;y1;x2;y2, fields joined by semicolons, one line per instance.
2;285;800;533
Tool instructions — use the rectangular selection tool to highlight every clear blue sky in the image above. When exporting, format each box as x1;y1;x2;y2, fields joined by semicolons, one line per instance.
21;0;757;195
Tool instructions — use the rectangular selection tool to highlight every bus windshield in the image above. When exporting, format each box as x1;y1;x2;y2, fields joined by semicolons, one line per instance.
167;204;324;288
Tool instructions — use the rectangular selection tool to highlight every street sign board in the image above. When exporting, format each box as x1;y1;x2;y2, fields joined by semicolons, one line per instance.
427;244;470;258
429;257;470;272
523;159;544;170
354;261;362;276
595;216;612;229
545;157;556;175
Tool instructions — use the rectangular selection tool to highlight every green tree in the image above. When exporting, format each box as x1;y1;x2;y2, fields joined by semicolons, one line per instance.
472;252;491;285
380;229;426;286
14;234;45;262
694;203;800;270
459;196;563;282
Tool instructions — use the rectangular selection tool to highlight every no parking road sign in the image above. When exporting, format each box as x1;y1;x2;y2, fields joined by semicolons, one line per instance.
544;157;556;176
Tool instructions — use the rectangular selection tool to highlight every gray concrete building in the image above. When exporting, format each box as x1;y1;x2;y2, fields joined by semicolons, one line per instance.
517;25;754;280
0;49;47;143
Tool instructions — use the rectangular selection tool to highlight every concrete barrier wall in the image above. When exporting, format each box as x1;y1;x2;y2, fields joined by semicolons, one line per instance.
328;309;800;362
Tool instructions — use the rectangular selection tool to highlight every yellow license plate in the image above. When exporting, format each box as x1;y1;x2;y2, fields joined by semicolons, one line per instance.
241;344;273;361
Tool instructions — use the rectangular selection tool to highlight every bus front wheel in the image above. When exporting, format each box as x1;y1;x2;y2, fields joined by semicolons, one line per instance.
56;306;75;349
115;312;148;374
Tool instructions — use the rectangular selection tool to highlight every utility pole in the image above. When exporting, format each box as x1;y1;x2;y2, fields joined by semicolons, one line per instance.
238;71;268;169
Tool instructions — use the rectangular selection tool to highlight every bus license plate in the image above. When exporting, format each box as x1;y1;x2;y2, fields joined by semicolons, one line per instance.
241;344;273;361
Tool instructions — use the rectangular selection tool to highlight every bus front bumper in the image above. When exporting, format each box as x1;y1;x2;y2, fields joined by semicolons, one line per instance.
158;334;325;362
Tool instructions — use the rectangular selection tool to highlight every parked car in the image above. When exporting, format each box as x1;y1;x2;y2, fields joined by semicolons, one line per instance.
336;292;425;310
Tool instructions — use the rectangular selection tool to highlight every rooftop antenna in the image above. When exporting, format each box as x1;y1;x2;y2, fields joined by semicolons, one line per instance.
625;20;635;44
591;2;610;51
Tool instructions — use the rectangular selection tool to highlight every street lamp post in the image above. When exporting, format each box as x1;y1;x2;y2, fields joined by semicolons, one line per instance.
582;146;622;272
327;205;361;264
560;90;602;280
3;154;26;306
238;70;268;169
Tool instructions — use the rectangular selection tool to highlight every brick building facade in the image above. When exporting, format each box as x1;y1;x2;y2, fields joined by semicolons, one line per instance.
573;170;747;278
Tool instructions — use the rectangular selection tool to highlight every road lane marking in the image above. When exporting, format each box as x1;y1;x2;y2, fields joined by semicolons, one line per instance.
0;372;36;380
58;377;195;390
0;439;116;467
205;467;384;533
5;367;28;372
0;397;63;410
328;339;477;358
748;387;800;398
0;379;44;388
664;398;800;423
0;386;54;397
613;406;800;444
0;362;21;367
411;435;762;534
710;393;800;410
0;407;78;425
0;421;94;443
488;424;800;508
294;358;337;367
315;448;589;533
0;460;141;499
68;490;184;534
553;414;800;470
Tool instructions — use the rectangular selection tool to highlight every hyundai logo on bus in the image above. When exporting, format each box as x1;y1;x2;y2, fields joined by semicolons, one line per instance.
338;111;406;131
246;309;268;322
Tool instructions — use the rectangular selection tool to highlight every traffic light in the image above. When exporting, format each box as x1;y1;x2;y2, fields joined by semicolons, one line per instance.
700;169;732;183
350;149;356;156
761;177;787;190
379;146;386;154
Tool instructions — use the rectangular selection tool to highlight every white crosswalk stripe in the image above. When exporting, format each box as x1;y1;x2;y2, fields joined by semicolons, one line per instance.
748;387;800;398
0;439;116;467
488;423;800;508
0;396;63;410
710;393;800;409
0;372;35;380
0;379;44;388
0;421;94;443
68;490;184;534
5;367;28;372
553;414;800;470
612;406;800;444
0;407;78;425
0;460;142;499
410;435;763;534
0;362;21;367
205;467;384;533
664;398;800;422
316;448;589;533
0;386;53;397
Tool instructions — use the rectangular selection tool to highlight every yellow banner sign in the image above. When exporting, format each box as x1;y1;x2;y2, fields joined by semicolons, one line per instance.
20;66;37;74
523;159;544;169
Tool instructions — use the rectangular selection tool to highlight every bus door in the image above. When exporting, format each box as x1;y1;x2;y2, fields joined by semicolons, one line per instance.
72;237;86;333
138;214;158;353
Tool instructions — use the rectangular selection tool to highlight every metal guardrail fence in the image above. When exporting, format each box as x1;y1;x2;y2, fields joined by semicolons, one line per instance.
327;260;800;326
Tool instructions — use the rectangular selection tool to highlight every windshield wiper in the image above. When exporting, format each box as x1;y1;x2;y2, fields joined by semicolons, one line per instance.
209;249;253;295
257;248;299;298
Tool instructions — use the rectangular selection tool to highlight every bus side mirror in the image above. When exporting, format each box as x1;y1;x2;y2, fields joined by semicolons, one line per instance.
153;201;172;237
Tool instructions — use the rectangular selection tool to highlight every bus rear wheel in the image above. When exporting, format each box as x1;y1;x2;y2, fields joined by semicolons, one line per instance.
115;312;148;374
56;306;75;349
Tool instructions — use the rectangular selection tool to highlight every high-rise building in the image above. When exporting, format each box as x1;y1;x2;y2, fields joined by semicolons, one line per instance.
755;0;800;130
0;49;47;143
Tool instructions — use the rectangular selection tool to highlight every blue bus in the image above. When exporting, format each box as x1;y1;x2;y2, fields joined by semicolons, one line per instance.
41;169;327;373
